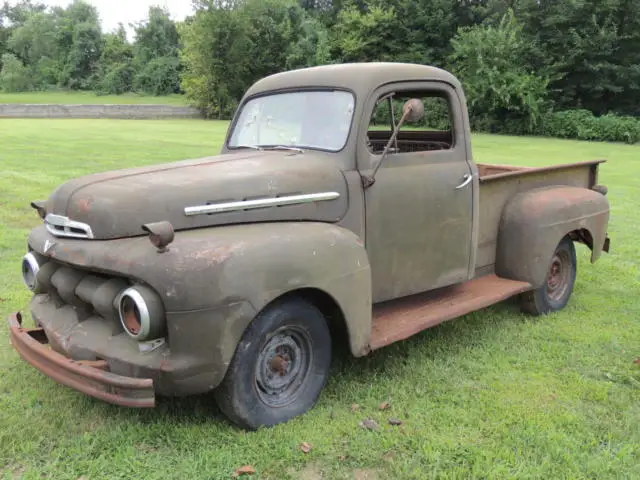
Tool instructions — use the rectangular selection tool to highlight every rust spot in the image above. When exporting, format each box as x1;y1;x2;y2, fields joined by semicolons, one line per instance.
75;196;93;214
121;297;141;335
370;274;531;350
76;359;108;370
7;312;155;407
182;242;246;268
270;354;289;375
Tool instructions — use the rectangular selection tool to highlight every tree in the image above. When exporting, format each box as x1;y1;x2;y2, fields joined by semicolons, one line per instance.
181;0;329;117
132;6;180;65
7;11;60;87
94;24;134;94
56;0;103;89
132;6;181;95
512;0;640;115
449;10;549;132
181;1;254;117
0;52;31;91
331;4;399;62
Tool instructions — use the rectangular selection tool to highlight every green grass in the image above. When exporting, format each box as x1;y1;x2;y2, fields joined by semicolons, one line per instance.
0;91;187;105
1;120;639;479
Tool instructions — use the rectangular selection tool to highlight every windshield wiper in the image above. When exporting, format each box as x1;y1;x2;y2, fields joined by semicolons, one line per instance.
261;145;305;154
235;144;262;150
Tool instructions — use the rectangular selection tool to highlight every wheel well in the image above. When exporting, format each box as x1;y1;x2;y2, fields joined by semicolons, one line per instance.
277;288;350;352
568;228;594;250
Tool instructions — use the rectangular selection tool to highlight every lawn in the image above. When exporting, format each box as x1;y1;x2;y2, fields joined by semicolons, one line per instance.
0;91;187;106
1;119;639;479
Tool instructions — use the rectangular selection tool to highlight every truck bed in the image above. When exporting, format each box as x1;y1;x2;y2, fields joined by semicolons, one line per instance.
475;160;605;274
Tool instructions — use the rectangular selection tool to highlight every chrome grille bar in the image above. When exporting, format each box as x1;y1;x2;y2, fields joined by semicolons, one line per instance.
45;214;94;239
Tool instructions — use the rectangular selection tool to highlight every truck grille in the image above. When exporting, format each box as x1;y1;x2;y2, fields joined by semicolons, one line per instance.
35;258;127;333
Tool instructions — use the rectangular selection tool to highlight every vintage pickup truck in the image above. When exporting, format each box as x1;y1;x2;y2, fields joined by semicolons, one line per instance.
10;63;611;429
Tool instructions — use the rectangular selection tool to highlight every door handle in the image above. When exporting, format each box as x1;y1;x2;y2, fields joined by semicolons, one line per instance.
455;173;473;189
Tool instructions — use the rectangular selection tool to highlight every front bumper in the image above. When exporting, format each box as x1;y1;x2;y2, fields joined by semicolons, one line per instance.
8;312;155;408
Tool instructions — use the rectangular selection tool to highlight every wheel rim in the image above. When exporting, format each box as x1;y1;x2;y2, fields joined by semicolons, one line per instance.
546;250;572;302
255;326;313;408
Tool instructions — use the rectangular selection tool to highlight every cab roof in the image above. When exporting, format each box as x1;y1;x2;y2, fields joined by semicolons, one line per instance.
243;62;462;100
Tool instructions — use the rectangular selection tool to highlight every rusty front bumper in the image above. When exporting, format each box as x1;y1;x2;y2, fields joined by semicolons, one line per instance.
8;312;155;408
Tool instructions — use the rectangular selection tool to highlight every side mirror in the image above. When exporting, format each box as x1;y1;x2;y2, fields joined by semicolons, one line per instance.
362;98;426;188
402;98;425;123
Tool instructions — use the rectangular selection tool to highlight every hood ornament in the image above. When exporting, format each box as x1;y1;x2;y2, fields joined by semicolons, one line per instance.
43;239;55;253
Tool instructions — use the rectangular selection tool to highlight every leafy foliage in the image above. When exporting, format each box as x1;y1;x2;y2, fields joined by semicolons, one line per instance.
0;1;181;96
132;6;180;66
450;10;549;133
0;52;31;91
133;56;181;96
181;0;329;118
2;0;640;143
537;110;640;144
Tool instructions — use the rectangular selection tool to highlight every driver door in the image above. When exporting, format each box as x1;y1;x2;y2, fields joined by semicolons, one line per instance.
360;82;475;303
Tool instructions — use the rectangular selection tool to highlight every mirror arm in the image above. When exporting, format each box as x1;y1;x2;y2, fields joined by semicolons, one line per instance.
388;97;398;152
361;108;412;189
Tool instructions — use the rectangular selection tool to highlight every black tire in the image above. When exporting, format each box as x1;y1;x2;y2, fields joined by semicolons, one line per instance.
214;297;332;430
520;236;577;315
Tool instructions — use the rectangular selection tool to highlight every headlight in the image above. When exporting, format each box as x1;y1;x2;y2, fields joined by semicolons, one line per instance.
118;285;166;341
22;252;42;292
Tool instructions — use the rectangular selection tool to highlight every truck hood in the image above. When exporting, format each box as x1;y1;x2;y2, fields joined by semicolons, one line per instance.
43;151;349;240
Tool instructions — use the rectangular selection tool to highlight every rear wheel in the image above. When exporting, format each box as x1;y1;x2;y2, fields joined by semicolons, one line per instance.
215;297;332;430
520;236;577;315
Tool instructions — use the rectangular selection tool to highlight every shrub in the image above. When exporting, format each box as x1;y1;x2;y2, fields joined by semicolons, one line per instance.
0;53;32;92
133;56;180;96
538;110;640;144
95;62;136;95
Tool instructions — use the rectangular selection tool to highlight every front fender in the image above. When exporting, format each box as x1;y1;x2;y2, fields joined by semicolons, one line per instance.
29;222;372;358
496;186;610;288
190;222;373;357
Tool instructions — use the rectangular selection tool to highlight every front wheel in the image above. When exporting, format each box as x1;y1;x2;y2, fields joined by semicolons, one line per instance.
520;236;577;315
214;297;332;430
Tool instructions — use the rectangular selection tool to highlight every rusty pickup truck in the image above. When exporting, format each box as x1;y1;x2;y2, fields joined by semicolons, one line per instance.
9;63;610;429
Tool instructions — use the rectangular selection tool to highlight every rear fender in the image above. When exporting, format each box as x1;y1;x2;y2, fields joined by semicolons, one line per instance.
496;186;610;288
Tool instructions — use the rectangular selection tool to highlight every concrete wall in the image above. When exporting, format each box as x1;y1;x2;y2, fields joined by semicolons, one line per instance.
0;103;202;119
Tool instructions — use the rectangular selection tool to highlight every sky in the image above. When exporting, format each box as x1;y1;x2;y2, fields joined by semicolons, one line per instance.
8;1;194;36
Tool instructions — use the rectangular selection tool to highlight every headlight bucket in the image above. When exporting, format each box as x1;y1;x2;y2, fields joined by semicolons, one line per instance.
118;285;166;341
22;252;44;293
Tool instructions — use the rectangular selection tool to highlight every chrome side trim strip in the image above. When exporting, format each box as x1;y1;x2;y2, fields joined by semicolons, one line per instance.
184;192;341;217
45;213;94;239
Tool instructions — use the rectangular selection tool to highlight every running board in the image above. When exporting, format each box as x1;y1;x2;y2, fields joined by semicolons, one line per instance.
369;274;532;350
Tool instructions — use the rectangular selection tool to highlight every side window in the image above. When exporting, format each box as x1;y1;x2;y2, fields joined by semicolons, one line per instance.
367;90;454;155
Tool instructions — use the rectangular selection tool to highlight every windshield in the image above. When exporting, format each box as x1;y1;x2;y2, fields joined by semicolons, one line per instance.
228;90;355;152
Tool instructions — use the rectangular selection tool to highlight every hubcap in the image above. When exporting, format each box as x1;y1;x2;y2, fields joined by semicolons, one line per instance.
255;326;312;407
546;251;571;302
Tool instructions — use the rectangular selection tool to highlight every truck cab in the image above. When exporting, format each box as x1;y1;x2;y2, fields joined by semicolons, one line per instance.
10;63;610;430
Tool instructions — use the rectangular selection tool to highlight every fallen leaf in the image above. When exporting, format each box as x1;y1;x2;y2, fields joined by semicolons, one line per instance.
351;403;360;412
300;442;312;453
388;418;403;426
379;401;390;411
360;418;380;432
634;358;640;365
233;465;256;477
